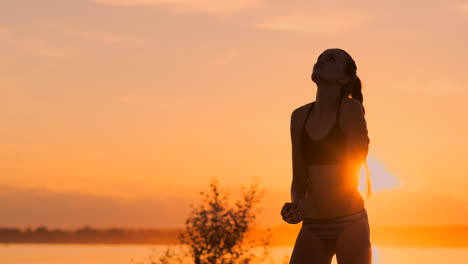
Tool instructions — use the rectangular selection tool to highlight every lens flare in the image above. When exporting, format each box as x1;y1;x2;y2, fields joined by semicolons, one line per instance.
358;155;401;193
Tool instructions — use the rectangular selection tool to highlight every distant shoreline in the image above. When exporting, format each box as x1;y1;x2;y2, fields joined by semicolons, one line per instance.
1;225;468;248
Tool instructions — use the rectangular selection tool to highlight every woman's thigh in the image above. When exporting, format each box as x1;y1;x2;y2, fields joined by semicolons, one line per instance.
290;227;336;264
335;217;372;264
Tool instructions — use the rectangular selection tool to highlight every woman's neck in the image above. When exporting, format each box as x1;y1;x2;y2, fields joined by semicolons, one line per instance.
315;86;342;113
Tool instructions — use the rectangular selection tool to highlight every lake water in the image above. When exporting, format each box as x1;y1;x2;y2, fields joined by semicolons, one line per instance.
1;244;467;264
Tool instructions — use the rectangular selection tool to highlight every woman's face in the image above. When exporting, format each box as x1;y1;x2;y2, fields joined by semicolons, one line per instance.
311;49;350;85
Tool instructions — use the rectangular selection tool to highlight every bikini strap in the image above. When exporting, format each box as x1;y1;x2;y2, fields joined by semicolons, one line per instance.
301;102;315;132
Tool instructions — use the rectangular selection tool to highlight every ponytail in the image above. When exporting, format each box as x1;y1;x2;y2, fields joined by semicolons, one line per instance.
341;75;372;199
350;76;364;114
341;76;364;112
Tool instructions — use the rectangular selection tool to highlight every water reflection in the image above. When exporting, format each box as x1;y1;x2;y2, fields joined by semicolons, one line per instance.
1;244;467;264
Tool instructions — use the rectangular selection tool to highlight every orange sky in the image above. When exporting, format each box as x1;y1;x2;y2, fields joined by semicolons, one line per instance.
1;0;468;228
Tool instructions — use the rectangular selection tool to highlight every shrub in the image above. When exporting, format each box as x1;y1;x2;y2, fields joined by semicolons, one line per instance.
136;177;273;264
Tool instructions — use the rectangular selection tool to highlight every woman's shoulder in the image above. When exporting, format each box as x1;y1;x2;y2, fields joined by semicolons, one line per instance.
292;101;314;117
341;97;365;125
290;102;314;131
342;97;364;113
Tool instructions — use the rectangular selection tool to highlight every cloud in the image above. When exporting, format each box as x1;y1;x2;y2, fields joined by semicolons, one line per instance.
457;2;468;14
255;9;377;34
0;184;192;228
117;94;158;105
403;76;466;96
2;183;468;229
90;1;379;34
68;29;125;44
0;22;141;60
44;21;145;45
3;36;74;59
365;190;468;226
92;0;265;15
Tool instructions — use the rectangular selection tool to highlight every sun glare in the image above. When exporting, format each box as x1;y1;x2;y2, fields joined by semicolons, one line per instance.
358;155;401;193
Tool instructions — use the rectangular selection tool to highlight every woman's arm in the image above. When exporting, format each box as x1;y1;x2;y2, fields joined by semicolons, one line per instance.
290;107;308;203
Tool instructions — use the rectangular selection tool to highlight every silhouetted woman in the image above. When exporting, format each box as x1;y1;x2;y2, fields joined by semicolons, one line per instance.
281;48;372;264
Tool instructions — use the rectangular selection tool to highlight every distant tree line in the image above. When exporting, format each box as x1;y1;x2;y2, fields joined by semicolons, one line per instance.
3;224;468;247
0;226;182;244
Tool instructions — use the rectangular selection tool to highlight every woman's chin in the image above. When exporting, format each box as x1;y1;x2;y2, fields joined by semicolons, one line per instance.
311;72;321;83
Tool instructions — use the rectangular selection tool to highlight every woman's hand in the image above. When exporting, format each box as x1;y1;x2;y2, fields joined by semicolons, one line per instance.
281;201;304;224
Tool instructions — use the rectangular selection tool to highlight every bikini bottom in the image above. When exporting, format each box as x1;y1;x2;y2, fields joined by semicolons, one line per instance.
301;207;369;241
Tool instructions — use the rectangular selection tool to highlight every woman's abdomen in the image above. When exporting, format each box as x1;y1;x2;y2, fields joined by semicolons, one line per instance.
300;165;364;219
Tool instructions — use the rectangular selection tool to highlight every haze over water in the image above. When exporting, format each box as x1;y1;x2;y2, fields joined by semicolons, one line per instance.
2;245;468;264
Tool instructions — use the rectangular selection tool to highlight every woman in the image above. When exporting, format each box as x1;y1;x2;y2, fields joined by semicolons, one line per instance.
281;48;372;264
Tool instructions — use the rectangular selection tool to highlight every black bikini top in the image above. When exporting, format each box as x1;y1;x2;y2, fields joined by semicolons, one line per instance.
300;97;347;165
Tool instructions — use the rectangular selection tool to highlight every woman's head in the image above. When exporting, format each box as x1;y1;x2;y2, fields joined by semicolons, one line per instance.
312;49;354;84
311;48;364;113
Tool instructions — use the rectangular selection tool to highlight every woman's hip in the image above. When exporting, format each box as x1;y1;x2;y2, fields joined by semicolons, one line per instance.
300;207;369;240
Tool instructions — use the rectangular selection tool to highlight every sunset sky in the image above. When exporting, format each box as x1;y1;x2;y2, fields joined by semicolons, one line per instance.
1;0;468;229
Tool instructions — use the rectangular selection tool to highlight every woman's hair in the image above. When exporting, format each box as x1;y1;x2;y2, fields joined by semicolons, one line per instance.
335;49;365;113
335;48;372;198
